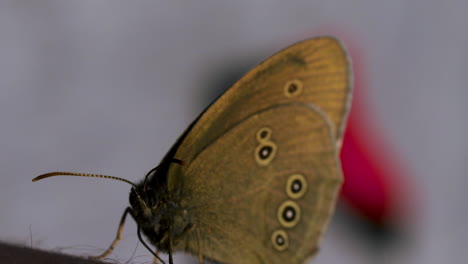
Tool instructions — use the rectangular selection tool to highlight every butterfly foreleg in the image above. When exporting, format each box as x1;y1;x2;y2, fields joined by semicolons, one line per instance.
89;207;132;260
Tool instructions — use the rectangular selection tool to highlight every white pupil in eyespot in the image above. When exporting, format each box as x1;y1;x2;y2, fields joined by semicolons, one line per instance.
276;235;284;245
282;206;296;222
292;181;301;192
260;146;271;158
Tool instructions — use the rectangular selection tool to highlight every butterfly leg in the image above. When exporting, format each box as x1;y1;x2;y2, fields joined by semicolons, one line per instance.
137;227;167;264
152;249;161;264
89;207;132;260
168;230;174;264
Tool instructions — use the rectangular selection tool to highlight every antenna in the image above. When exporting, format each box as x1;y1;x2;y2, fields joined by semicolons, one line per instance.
32;171;137;188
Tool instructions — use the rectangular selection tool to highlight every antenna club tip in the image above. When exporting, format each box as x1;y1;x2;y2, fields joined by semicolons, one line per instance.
32;173;53;182
32;176;41;182
32;176;43;182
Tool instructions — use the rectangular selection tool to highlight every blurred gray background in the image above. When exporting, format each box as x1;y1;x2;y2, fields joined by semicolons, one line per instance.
1;1;467;263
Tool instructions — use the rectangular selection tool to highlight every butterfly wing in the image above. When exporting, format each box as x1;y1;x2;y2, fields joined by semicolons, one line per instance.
171;36;351;169
164;36;351;263
172;104;342;263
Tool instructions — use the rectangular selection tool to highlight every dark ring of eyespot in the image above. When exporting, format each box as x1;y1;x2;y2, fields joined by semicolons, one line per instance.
256;127;272;142
271;230;288;251
286;174;307;199
277;200;301;228
284;79;303;98
255;142;277;166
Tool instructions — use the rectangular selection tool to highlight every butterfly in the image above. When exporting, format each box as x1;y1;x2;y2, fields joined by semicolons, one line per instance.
34;36;352;264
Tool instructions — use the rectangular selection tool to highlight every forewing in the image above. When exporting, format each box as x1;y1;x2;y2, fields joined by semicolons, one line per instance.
172;36;351;170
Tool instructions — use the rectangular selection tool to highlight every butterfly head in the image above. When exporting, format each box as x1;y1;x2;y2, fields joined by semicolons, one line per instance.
128;162;192;251
129;186;156;222
128;165;166;226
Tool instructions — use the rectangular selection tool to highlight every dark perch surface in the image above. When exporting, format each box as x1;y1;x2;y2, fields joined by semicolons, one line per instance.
0;241;104;264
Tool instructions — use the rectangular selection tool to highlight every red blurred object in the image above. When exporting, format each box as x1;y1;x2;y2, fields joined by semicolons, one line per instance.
340;110;401;225
336;34;409;226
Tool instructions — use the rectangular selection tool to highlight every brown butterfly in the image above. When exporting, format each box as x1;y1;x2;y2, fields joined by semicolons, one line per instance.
34;36;352;264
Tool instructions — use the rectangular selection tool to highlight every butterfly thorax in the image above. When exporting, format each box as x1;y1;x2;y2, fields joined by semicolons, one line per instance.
129;168;192;252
